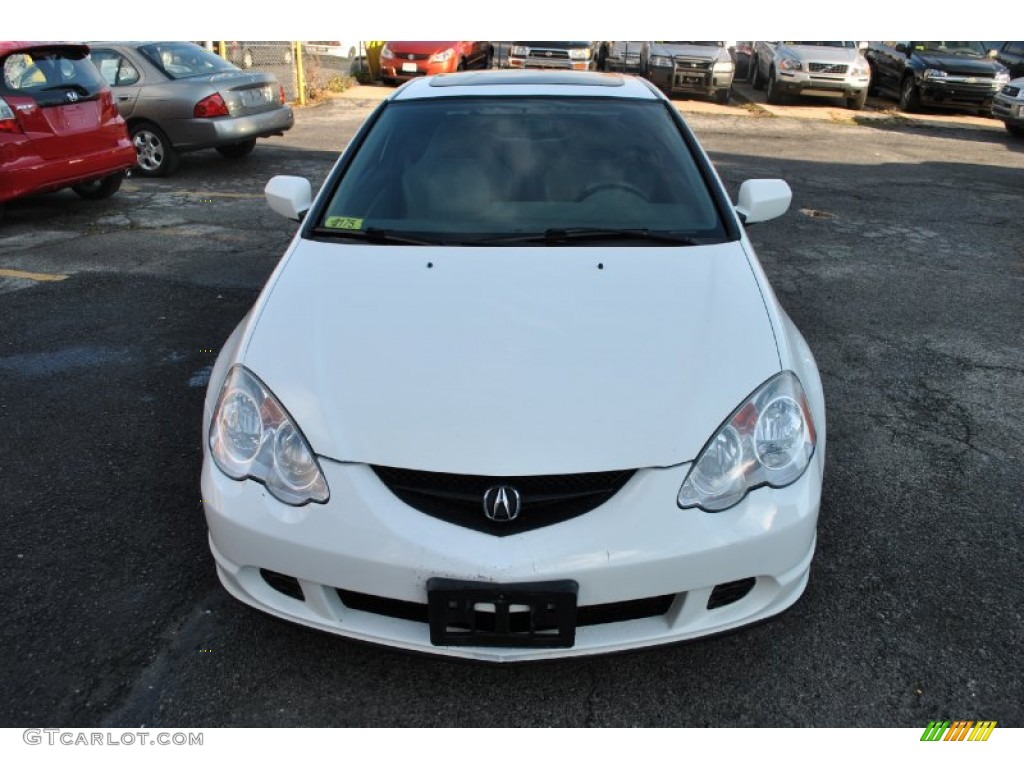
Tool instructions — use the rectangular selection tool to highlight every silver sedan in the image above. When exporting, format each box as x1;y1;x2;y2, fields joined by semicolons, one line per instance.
87;41;294;176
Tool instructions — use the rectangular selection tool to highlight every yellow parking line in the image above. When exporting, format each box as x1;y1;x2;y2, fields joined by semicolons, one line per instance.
0;268;68;282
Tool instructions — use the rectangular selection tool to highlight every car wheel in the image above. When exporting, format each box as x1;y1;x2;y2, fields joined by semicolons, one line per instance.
766;70;785;104
130;122;180;178
751;58;764;89
899;76;920;112
216;139;257;159
846;89;868;110
1007;123;1024;137
714;88;731;105
72;171;125;200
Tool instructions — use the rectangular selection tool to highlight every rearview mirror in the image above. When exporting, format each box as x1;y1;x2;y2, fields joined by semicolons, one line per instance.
265;175;312;221
736;179;792;224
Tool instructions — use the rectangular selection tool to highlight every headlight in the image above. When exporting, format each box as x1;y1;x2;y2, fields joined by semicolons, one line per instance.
380;44;394;60
568;48;592;61
779;57;802;72
851;60;870;77
650;55;673;68
510;45;530;56
678;371;817;512
995;72;1010;85
923;68;947;80
713;61;734;73
430;48;454;63
209;365;329;506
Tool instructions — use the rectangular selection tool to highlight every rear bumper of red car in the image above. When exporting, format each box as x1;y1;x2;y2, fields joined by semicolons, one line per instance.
0;136;136;204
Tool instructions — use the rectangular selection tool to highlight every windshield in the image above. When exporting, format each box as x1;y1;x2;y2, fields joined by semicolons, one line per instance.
916;41;988;56
139;42;237;79
783;41;855;48
2;48;105;93
316;97;727;244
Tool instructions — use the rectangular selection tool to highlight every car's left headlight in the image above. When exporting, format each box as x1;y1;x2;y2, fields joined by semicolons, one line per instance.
923;68;947;81
568;48;592;61
713;61;734;73
994;71;1010;85
779;57;802;72
678;371;817;512
851;60;871;77
209;365;329;506
430;48;455;63
650;55;673;68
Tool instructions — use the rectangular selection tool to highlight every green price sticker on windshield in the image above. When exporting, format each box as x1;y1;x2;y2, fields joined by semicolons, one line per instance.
325;216;364;230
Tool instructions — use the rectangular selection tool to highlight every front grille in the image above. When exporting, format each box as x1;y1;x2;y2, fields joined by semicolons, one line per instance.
808;62;849;74
527;48;570;60
1001;85;1020;97
393;52;430;61
372;465;636;535
674;58;712;70
337;589;675;627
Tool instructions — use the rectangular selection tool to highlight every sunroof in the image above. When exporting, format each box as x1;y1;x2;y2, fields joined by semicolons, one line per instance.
429;71;626;88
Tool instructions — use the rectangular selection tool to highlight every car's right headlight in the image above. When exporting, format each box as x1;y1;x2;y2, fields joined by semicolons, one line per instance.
678;371;817;512
923;68;947;80
568;48;592;61
779;57;803;72
650;55;673;68
380;44;394;60
209;365;329;506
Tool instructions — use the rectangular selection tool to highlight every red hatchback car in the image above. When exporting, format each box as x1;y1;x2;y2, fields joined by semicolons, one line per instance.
379;41;493;85
1;41;136;216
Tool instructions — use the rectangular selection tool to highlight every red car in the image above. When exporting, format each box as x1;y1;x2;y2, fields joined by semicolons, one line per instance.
379;41;493;84
0;41;136;216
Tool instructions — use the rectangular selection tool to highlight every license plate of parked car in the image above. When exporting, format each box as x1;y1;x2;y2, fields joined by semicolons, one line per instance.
240;87;270;106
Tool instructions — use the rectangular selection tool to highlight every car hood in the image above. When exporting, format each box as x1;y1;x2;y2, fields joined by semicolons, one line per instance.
781;44;859;65
385;41;459;55
242;241;780;475
915;53;1004;76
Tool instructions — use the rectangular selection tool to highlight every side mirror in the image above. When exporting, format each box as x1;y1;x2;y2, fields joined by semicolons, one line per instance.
736;179;792;225
265;175;312;221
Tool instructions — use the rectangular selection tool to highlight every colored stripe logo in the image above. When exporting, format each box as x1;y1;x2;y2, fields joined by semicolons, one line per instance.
921;721;997;741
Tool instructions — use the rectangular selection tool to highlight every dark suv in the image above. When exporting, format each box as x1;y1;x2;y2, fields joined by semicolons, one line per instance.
866;41;1011;114
994;42;1024;79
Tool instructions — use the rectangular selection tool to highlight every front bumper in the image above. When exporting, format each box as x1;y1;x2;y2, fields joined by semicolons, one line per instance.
990;92;1023;124
775;70;869;100
917;78;1002;109
380;59;457;81
647;64;733;97
165;106;294;152
202;452;822;662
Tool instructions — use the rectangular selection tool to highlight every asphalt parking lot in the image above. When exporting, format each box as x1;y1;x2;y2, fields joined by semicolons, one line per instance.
1;86;1022;727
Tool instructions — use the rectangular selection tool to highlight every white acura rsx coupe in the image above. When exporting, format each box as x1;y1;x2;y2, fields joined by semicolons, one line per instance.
201;70;825;662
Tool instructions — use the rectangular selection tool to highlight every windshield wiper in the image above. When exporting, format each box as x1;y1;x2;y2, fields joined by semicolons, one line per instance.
472;228;700;246
311;227;446;245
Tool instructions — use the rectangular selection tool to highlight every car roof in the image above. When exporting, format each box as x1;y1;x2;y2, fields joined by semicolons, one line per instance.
390;70;660;101
0;41;90;57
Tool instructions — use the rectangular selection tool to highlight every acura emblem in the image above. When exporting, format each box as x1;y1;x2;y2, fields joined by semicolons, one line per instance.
66;90;79;102
483;485;521;522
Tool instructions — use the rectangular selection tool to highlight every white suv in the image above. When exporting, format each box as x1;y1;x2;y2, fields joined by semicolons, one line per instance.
751;41;871;109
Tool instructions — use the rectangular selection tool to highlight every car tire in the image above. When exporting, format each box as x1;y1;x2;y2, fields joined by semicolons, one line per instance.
72;171;125;200
216;139;257;160
130;122;180;178
714;88;731;105
751;58;764;89
899;76;920;112
1007;123;1024;137
846;89;868;110
766;70;785;104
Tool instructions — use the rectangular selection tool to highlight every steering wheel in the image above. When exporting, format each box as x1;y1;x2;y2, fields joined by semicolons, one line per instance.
574;181;650;203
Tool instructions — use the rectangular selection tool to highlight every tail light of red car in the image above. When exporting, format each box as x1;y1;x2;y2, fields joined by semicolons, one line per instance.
279;85;286;105
0;97;22;133
194;92;230;118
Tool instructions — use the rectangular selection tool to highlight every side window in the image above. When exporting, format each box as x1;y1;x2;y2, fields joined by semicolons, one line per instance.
90;50;140;86
1007;42;1024;57
3;54;45;89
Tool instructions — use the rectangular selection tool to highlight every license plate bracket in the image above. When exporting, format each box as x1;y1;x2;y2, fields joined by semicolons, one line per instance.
427;578;578;648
